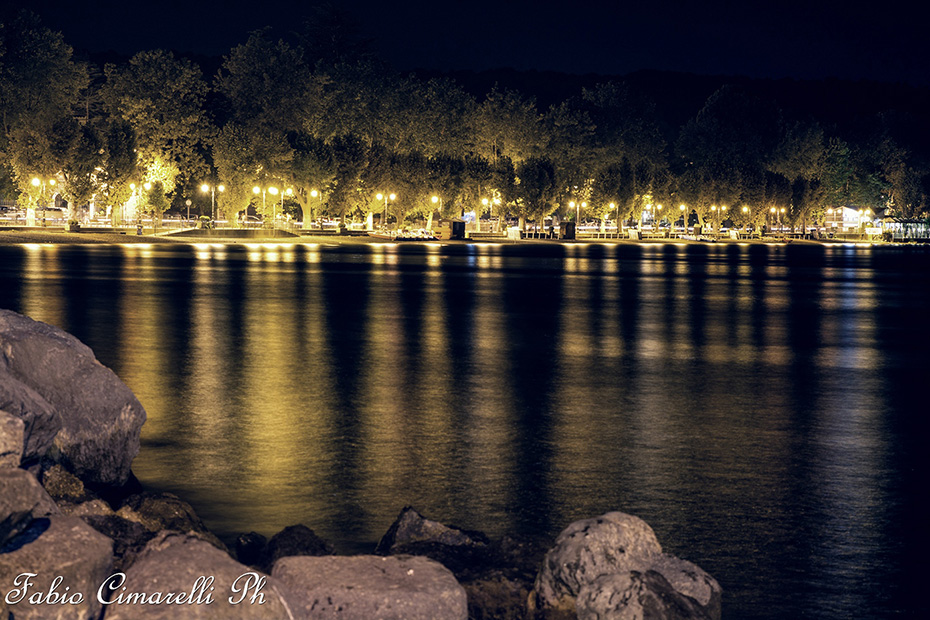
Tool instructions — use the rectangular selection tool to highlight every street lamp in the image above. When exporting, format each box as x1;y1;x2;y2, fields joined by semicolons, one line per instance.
31;177;56;226
271;187;293;229
602;202;616;234
480;196;502;232
568;200;587;227
376;192;396;229
310;189;323;227
679;204;686;234
200;184;225;223
253;185;280;227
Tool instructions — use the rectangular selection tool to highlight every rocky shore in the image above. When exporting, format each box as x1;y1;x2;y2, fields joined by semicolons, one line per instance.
1;309;721;619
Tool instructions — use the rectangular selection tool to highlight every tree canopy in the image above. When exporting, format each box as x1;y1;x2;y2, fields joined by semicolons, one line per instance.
1;10;928;228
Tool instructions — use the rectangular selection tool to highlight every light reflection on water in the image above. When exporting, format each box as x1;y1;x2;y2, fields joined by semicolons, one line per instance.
1;241;927;619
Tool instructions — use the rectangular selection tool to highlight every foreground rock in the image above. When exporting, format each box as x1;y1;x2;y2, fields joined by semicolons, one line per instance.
273;554;468;619
257;523;333;573
102;531;298;619
377;505;490;553
529;511;722;619
116;491;227;552
0;310;146;486
0;372;60;464
0;516;113;620
377;507;543;619
0;467;58;545
0;409;25;467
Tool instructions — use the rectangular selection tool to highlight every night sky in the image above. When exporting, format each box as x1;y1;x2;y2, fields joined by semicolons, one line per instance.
7;0;930;85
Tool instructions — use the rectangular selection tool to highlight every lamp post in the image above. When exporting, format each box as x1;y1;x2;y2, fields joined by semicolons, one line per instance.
679;204;686;235
479;196;502;232
136;182;152;229
200;184;225;224
253;185;280;228
859;208;871;239
31;177;56;226
273;187;293;230
376;192;396;229
310;189;323;228
431;195;443;229
268;187;279;228
568;200;587;229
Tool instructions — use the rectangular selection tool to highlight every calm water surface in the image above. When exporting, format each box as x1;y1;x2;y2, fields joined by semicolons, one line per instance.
1;241;927;618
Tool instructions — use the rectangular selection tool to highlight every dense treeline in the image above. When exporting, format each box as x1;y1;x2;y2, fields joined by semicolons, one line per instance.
2;9;928;229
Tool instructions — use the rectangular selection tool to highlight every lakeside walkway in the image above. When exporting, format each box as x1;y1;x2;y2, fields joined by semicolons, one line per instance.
0;228;886;247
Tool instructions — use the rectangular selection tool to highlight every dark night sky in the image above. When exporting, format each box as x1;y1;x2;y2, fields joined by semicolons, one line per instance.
8;0;929;85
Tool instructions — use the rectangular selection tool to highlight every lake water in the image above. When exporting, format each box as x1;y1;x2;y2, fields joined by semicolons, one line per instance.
1;240;927;618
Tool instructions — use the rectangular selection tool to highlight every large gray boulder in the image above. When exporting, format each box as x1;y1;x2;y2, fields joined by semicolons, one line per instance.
0;408;25;467
0;310;146;486
257;523;333;573
532;511;662;613
273;554;468;619
0;467;59;546
116;491;227;552
0;516;114;620
575;571;713;620
376;506;489;553
0;371;61;463
102;531;298;619
375;507;543;620
530;512;721;619
648;553;722;618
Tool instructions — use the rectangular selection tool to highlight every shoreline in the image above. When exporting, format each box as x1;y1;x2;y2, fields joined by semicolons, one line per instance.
0;228;899;247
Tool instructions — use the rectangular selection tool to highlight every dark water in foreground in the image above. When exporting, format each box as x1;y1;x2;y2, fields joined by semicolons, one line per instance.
1;241;927;618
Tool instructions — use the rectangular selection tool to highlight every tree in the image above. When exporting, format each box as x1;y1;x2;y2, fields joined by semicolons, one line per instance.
49;117;102;219
514;157;557;230
475;86;543;164
98;119;138;226
212;123;263;224
675;86;781;225
769;120;825;229
103;49;210;204
1;11;86;206
0;11;86;139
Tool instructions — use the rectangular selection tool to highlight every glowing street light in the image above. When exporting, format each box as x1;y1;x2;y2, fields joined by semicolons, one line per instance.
569;200;587;229
201;183;225;222
253;185;280;227
271;187;293;229
310;189;324;227
481;196;502;232
31;177;56;226
602;202;617;234
376;192;396;229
